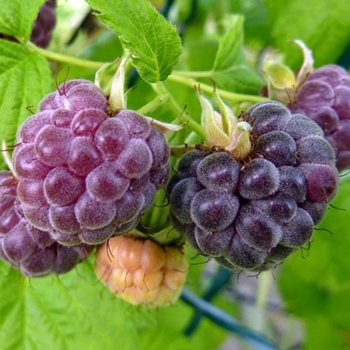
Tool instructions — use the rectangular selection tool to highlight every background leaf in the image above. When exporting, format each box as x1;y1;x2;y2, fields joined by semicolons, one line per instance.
0;40;52;169
0;257;226;350
86;0;182;83
266;0;350;67
211;15;263;94
0;260;146;350
277;175;350;349
0;0;46;42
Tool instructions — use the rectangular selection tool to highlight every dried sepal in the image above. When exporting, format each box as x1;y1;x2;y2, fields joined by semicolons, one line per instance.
226;121;252;160
294;39;314;87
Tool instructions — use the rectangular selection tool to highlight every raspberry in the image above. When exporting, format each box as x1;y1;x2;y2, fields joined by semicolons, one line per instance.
94;235;188;307
0;171;93;277
290;64;350;171
13;80;170;246
0;0;56;48
168;101;338;271
30;0;56;48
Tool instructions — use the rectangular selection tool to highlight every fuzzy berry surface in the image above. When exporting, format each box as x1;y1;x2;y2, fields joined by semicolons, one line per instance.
0;170;93;277
94;235;188;307
168;101;338;272
13;79;170;246
290;64;350;172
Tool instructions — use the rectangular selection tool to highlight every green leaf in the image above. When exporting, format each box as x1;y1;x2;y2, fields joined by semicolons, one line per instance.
0;0;46;42
304;317;343;350
211;15;263;94
0;260;146;350
86;0;182;83
212;67;264;95
213;15;245;73
277;175;350;348
266;0;350;67
0;257;225;350
0;40;52;169
138;301;226;350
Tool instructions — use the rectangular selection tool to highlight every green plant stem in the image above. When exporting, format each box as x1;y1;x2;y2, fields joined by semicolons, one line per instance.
27;43;266;108
242;271;272;350
173;70;213;78
146;189;169;232
168;72;269;104
26;42;107;70
151;82;206;140
136;93;170;115
256;271;271;310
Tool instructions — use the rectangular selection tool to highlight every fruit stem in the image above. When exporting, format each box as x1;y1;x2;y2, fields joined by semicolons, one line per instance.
151;82;206;140
145;189;169;232
256;270;271;310
168;72;269;104
170;144;196;158
26;42;106;70
136;93;170;115
241;270;271;339
173;70;213;78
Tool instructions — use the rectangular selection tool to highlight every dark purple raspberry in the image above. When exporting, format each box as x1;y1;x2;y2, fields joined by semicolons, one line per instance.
13;80;170;246
255;131;297;166
0;171;93;277
168;101;339;271
30;0;56;48
290;64;350;171
238;158;279;200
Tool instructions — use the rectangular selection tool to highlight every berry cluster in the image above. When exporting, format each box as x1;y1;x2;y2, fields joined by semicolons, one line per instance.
290;64;350;172
95;235;188;307
0;171;93;277
12;79;170;246
168;101;338;271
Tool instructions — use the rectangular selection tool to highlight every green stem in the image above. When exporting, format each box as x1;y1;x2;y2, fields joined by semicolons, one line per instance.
256;270;271;309
146;190;169;232
151;82;206;140
168;72;269;104
27;42;107;70
136;93;170;115
172;70;213;78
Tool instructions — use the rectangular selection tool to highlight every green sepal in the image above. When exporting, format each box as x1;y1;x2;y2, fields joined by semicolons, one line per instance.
197;87;233;148
262;52;296;104
226;121;252;160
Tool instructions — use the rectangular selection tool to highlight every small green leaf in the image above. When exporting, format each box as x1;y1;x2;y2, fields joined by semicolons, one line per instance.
0;40;52;169
212;15;263;94
86;0;182;83
213;15;245;73
212;67;264;95
0;0;46;42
